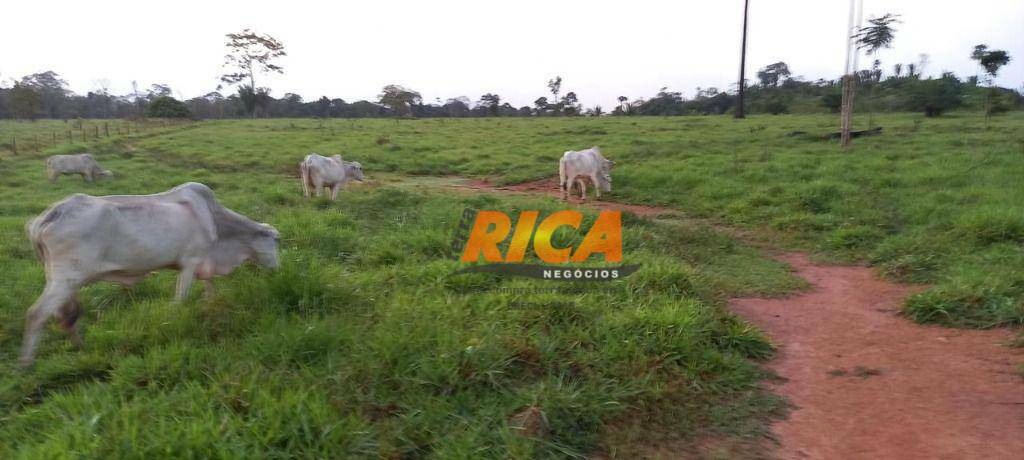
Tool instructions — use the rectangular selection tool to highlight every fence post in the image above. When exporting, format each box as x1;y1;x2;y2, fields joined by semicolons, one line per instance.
104;123;109;137
94;126;99;139
67;130;72;144
52;131;57;145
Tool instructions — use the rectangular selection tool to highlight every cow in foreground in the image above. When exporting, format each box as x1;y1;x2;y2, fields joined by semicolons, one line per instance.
299;153;365;200
46;154;113;182
19;182;279;367
559;147;614;200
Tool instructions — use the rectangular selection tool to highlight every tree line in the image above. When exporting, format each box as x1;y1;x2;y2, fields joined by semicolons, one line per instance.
0;28;1018;121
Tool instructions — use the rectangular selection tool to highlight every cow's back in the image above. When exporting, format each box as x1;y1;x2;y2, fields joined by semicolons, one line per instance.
305;154;346;183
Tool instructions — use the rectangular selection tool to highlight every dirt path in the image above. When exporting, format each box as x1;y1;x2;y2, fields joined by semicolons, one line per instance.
453;176;1024;459
731;253;1024;460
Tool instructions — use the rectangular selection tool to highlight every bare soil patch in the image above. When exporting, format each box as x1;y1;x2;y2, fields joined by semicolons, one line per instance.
731;253;1024;459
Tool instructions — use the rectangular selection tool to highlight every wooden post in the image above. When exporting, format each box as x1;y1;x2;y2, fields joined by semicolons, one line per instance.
104;123;109;137
52;131;57;145
67;130;72;144
95;126;99;139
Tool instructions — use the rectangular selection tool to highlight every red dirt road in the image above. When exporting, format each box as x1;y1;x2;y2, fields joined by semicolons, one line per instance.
731;253;1024;460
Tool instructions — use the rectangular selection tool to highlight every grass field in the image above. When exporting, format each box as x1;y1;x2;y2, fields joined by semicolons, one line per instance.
0;112;1021;457
0;126;804;458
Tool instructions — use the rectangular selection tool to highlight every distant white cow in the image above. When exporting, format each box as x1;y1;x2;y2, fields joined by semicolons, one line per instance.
46;154;113;182
299;153;365;200
19;182;279;367
559;147;614;200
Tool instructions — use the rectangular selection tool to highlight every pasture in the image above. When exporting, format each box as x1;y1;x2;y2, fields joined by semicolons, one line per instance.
0;112;1021;457
140;112;1024;326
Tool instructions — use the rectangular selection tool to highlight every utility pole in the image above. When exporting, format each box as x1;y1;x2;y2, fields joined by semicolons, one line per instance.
840;0;863;149
735;0;750;119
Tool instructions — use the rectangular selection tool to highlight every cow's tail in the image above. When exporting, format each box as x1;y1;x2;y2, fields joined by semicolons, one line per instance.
299;159;311;195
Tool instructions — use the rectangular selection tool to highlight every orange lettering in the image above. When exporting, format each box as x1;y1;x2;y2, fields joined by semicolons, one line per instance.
460;211;511;262
533;210;583;263
572;211;622;262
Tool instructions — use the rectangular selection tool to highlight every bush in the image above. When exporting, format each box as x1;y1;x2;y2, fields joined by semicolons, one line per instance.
904;74;963;117
145;96;191;118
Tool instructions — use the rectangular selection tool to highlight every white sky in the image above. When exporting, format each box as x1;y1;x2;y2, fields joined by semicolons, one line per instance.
2;0;1021;109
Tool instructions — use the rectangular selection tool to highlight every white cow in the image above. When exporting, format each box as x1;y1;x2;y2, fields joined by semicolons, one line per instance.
19;182;279;367
299;153;365;200
559;147;615;200
46;154;113;182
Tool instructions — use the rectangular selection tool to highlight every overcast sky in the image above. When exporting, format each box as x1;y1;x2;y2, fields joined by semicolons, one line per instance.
2;0;1021;108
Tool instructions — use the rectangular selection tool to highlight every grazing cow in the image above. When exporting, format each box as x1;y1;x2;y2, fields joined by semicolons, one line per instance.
559;147;614;200
19;182;279;367
46;154;113;182
299;153;365;200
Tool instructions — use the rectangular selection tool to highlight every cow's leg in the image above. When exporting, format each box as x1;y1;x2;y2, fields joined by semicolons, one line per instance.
84;171;93;182
330;184;341;201
47;169;57;182
175;263;198;301
591;174;602;199
203;280;215;300
578;179;587;200
20;280;80;368
314;178;324;198
56;297;84;348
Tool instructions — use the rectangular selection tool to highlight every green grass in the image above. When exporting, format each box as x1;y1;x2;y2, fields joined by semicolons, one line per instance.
2;111;1021;456
0;135;804;457
125;113;1024;327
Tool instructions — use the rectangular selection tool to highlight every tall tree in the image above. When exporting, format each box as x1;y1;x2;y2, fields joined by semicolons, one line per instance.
853;13;900;128
19;71;70;118
547;76;562;111
220;29;286;118
970;44;1012;116
9;83;43;120
756;62;792;87
735;0;750;118
477;93;501;116
378;85;422;117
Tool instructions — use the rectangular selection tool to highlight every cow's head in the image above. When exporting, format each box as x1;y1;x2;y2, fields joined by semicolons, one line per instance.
99;169;114;178
252;224;280;269
345;161;365;181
